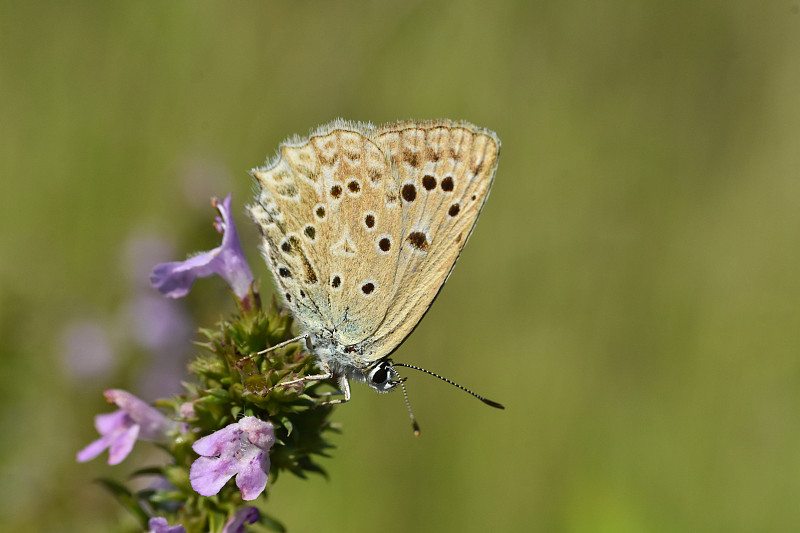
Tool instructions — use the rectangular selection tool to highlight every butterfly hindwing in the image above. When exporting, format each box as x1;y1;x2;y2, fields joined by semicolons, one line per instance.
249;122;403;346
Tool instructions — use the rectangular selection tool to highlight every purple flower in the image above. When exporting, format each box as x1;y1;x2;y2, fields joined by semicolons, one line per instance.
148;517;186;533
179;401;197;434
77;390;179;465
151;194;253;300
189;416;275;501
222;506;260;533
124;293;192;354
59;319;116;381
122;292;193;399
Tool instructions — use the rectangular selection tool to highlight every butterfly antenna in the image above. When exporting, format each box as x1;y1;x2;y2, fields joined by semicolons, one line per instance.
389;364;421;437
392;363;505;409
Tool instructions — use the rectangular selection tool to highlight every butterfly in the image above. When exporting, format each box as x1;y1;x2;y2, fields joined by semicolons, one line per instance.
248;119;502;428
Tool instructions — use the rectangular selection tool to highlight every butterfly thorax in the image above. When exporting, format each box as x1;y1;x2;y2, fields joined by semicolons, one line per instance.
306;329;400;394
307;329;374;383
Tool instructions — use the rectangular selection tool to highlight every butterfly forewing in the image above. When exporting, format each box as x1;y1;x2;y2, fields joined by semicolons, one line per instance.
308;129;401;344
360;121;500;360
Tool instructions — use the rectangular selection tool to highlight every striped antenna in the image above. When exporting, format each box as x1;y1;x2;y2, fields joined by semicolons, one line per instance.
392;362;505;409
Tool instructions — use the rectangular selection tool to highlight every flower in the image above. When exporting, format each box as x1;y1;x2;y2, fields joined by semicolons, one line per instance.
222;506;260;533
59;319;115;381
150;194;253;300
148;517;186;533
179;401;197;434
124;292;191;355
77;390;179;465
123;292;193;399
189;416;275;501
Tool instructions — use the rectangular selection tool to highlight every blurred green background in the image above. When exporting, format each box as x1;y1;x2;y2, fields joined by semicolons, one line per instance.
2;1;800;531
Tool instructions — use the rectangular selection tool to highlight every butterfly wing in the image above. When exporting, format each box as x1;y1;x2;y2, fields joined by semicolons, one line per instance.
359;120;501;361
250;119;500;366
249;121;403;345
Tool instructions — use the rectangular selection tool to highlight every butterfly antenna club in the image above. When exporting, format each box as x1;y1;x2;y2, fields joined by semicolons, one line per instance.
390;364;421;436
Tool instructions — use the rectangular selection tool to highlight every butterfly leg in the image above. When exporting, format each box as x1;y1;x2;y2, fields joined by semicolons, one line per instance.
262;363;332;396
317;376;351;406
261;359;350;405
238;334;310;363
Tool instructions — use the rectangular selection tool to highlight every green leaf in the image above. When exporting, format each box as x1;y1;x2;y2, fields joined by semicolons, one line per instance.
147;490;187;504
129;466;164;478
257;511;287;532
95;478;149;527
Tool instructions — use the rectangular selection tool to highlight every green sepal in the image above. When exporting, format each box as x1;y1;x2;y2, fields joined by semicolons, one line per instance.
207;388;231;400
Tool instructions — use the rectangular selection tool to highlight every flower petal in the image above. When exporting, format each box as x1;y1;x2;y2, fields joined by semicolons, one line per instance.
189;456;239;497
105;389;177;441
239;416;275;450
94;410;131;435
235;450;269;501
213;194;254;299
150;251;220;299
191;423;241;456
222;506;260;533
76;433;115;463
148;517;187;533
108;424;140;465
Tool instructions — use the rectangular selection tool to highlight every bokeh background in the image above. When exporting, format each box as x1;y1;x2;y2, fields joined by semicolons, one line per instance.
2;1;800;531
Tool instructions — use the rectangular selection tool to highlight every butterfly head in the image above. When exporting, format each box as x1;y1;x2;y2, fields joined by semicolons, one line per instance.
366;360;404;393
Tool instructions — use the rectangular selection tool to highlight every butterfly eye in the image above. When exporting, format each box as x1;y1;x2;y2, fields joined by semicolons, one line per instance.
367;361;398;393
371;365;389;384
